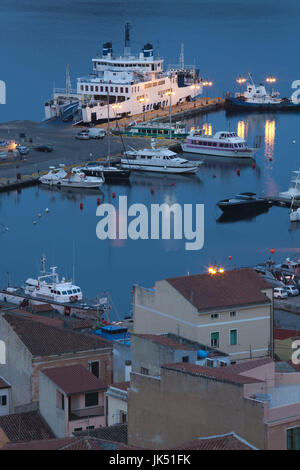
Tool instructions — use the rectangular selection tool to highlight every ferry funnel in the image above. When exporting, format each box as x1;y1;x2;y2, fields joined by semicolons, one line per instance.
124;22;131;57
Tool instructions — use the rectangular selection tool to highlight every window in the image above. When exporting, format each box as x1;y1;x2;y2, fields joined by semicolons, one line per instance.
120;410;127;423
56;390;64;410
210;313;219;319
85;392;99;408
206;359;214;368
140;367;149;375
74;427;83;432
211;332;219;348
1;395;7;406
182;356;189;363
88;361;100;378
287;427;300;450
230;329;237;346
230;311;237;318
86;426;95;430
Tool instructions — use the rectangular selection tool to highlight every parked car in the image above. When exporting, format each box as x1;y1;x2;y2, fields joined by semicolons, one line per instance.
16;145;29;155
274;287;289;299
75;131;90;140
284;285;299;296
88;128;106;139
34;145;53;152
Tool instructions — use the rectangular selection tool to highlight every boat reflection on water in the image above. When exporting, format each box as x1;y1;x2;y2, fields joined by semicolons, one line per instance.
129;171;202;188
216;205;271;223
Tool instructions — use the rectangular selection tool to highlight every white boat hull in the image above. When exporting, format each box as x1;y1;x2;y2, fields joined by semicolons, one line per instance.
181;144;257;159
121;161;198;174
58;181;103;188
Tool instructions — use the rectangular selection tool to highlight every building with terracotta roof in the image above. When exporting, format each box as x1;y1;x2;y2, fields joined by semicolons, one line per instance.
39;365;108;437
1;435;133;450
175;432;257;450
131;332;230;377
0;410;54;448
0;311;113;412
133;268;273;361
106;382;130;426
128;357;300;450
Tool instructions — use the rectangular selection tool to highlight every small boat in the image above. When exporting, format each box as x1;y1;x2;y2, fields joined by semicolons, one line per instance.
121;139;200;174
217;192;272;214
59;168;104;188
80;162;130;184
225;75;300;112
39;165;67;185
181;129;257;159
280;170;300;200
290;208;300;222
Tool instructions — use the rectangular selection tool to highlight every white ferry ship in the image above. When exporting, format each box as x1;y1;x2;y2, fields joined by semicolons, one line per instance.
44;24;202;124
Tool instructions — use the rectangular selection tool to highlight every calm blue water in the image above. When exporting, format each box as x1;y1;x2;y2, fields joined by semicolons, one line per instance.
0;1;300;316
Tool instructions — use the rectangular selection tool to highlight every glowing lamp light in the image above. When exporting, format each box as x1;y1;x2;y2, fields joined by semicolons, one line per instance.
266;77;276;84
208;266;225;275
236;77;246;85
218;268;225;273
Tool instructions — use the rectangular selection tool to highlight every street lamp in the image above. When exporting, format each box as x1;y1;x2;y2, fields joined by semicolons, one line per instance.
166;90;175;140
202;81;213;101
266;77;276;95
236;77;246;95
190;84;201;107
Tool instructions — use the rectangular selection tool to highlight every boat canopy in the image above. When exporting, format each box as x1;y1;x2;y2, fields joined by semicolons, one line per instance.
25;278;39;286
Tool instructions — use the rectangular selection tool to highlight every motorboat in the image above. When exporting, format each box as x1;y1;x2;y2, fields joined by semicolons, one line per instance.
280;170;300;200
121;139;200;174
58;168;104;188
182;129;257;159
217;192;272;214
80;162;130;183
39;165;67;185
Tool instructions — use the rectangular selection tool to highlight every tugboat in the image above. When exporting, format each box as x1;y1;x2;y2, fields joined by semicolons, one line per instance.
225;74;300;112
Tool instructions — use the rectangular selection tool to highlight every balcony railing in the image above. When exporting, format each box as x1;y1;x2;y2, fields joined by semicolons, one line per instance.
69;405;105;421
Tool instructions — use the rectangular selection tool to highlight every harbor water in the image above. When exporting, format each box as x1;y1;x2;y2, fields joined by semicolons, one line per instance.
0;1;300;316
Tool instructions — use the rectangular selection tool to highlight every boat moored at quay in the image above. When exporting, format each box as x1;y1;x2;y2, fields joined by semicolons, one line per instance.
0;255;108;319
44;23;202;124
182;129;258;158
225;75;300;112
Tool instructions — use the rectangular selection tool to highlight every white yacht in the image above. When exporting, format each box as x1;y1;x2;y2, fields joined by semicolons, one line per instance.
182;129;258;158
280;170;300;200
121;139;200;174
44;24;202;124
39;165;67;185
59;169;104;188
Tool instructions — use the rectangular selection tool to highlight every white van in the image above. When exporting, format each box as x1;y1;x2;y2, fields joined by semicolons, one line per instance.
274;287;288;299
88;128;106;139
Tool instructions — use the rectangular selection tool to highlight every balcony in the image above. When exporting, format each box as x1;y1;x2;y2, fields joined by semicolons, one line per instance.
69;405;105;421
